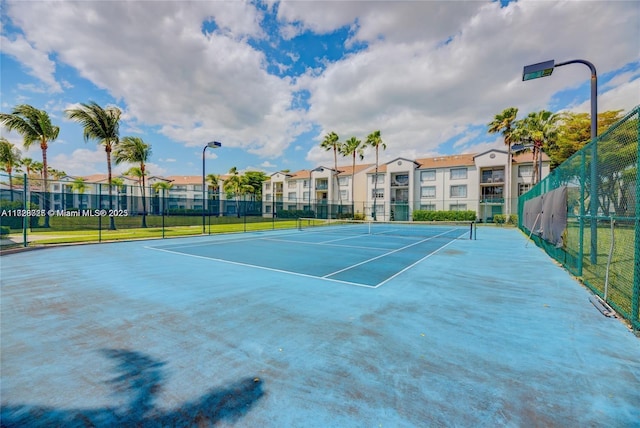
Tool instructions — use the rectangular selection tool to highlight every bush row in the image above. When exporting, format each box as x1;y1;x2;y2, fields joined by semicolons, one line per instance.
412;210;477;222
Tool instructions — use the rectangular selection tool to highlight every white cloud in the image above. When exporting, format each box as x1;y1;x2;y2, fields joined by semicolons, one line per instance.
0;33;62;93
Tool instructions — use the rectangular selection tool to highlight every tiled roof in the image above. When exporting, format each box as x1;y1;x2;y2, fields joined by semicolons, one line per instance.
415;153;476;168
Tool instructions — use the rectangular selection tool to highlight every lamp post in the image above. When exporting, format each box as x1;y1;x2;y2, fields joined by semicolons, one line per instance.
202;141;222;234
523;58;598;265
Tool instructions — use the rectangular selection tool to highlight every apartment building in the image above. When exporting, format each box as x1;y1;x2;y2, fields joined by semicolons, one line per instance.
263;149;549;222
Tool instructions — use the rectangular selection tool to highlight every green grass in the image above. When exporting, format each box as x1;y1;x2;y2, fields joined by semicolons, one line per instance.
1;217;299;246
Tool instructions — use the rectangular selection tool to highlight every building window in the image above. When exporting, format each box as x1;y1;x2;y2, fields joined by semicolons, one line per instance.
421;170;436;181
288;181;296;189
340;189;348;200
287;192;296;201
288;205;297;210
372;174;385;185
265;193;271;201
265;205;272;214
302;191;309;200
303;180;308;188
265;183;271;191
450;185;467;198
420;186;436;198
339;177;348;186
193;185;202;191
450;168;467;180
393;174;409;185
450;203;467;211
420;204;436;211
519;165;533;177
372;189;384;199
519;183;532;195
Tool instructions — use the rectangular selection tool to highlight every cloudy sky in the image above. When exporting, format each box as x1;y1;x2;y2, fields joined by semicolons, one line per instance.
1;0;638;178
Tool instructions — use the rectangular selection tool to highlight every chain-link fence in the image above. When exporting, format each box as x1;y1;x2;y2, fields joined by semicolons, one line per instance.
518;105;639;331
0;177;296;249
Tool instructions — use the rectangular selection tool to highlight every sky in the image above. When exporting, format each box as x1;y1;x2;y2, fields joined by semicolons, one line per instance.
1;0;639;179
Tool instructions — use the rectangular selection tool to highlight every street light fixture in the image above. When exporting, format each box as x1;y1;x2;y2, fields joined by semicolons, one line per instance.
202;141;222;234
522;58;598;265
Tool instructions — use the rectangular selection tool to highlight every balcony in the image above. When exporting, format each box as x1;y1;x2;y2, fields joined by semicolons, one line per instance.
481;197;504;204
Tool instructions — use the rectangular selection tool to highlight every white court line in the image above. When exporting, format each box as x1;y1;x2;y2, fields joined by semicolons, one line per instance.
151;230;304;250
144;245;377;289
322;228;458;279
373;234;464;288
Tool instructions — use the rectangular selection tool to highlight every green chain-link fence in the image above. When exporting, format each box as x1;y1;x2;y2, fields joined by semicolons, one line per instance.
518;105;639;331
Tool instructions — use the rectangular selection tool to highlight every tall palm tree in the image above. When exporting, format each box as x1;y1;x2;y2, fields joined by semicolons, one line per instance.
0;138;22;201
487;107;519;216
514;110;559;184
340;136;364;216
115;137;152;227
66;101;121;230
364;130;386;220
0;104;59;226
320;131;342;206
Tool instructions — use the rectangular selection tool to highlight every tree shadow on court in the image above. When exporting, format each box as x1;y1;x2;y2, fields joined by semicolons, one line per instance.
1;348;264;427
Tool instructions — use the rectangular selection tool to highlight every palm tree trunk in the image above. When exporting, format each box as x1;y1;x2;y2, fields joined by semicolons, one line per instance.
141;164;147;228
106;148;116;230
373;147;379;221
351;153;356;217
41;140;50;228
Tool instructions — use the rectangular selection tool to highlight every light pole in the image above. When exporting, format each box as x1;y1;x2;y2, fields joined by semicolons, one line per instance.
202;141;222;234
523;59;598;265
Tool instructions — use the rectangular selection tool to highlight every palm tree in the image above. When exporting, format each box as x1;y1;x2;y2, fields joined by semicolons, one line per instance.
487;107;519;216
72;177;88;209
320;131;342;207
0;104;59;226
0;138;22;201
115;137;152;227
340;136;364;216
364;130;386;220
152;182;173;215
514;110;559;184
65;101;121;230
206;173;221;216
224;167;243;218
111;177;125;211
21;157;34;177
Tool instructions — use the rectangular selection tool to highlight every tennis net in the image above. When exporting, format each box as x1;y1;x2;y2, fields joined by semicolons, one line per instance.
297;218;476;240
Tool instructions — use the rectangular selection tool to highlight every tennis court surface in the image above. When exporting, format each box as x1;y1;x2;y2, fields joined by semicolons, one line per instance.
1;226;639;427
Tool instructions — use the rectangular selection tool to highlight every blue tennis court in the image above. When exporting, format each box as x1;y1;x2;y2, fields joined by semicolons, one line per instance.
1;226;639;427
148;221;472;288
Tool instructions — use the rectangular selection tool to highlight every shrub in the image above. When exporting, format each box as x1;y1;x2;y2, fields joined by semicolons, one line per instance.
412;210;476;222
507;214;518;225
0;226;10;237
493;214;506;225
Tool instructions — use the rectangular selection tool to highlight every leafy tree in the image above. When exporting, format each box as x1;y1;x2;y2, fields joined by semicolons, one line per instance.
320;131;342;204
340;136;364;213
0;138;22;201
66;102;121;230
364;130;386;220
242;171;269;201
0;104;59;226
115;137;152;227
548;110;625;168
